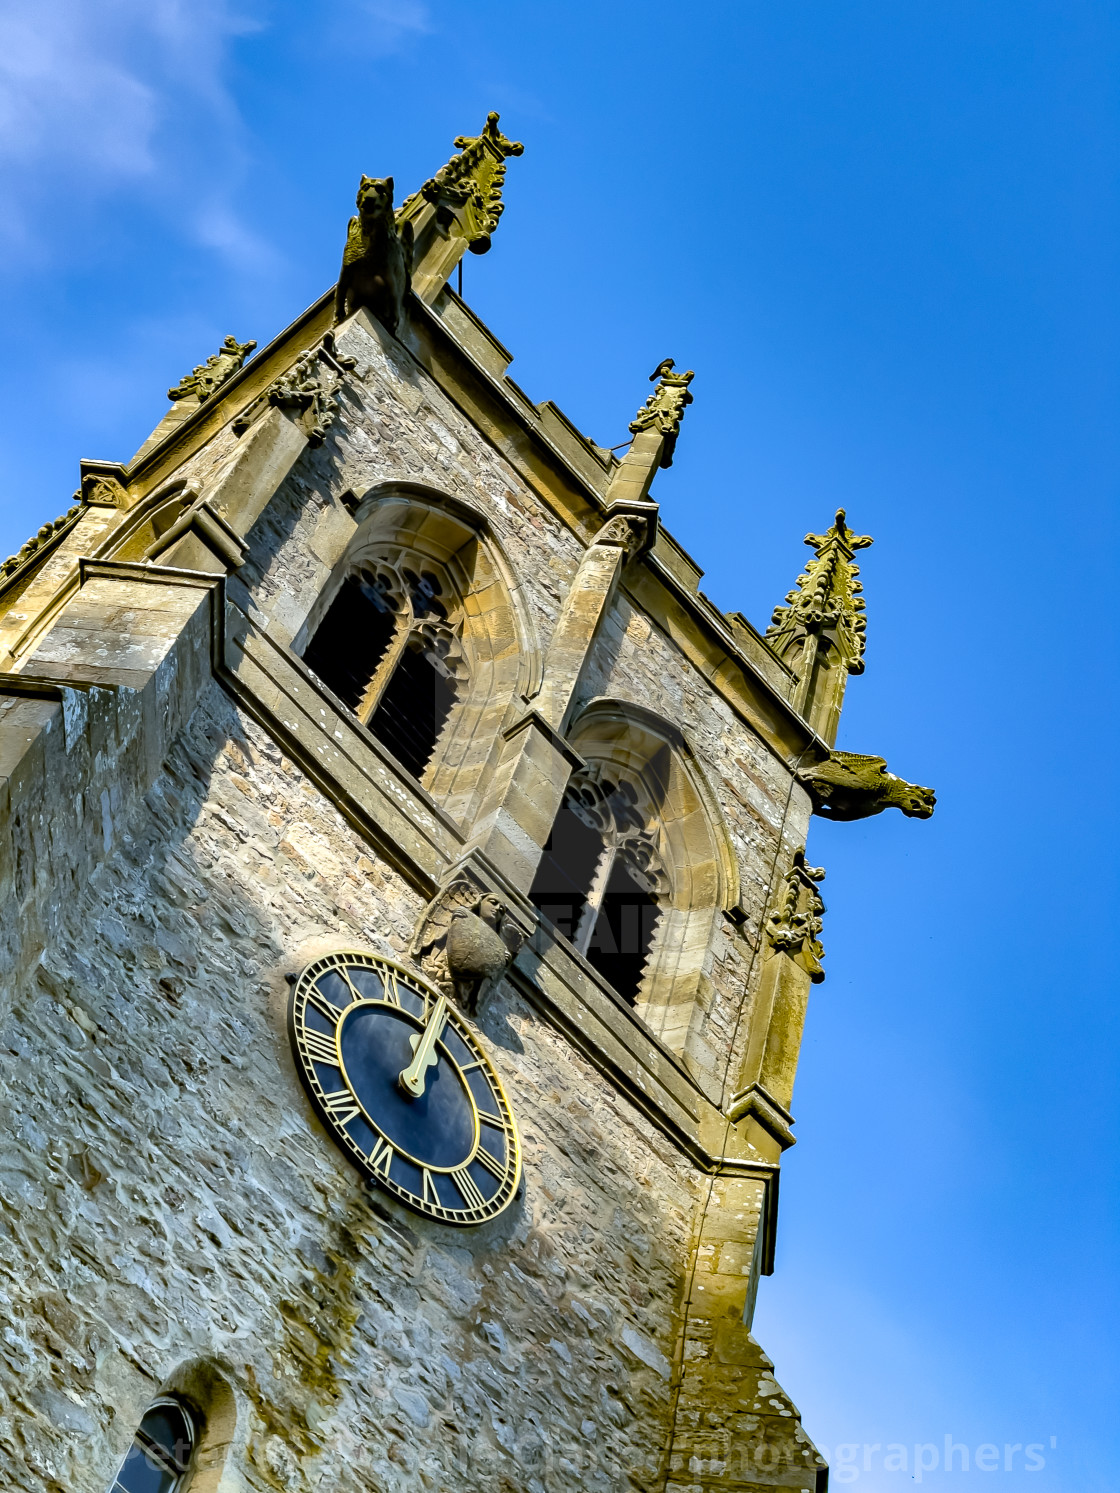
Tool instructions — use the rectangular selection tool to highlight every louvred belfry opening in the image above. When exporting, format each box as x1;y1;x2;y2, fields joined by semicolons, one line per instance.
529;771;667;1006
303;558;465;781
584;853;661;1004
302;572;397;712
528;799;604;944
368;639;457;779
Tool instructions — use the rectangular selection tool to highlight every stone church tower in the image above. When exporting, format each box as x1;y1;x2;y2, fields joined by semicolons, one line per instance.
0;116;933;1493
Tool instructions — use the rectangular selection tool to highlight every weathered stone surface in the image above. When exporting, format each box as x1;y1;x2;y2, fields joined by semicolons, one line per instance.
0;122;931;1493
0;688;708;1491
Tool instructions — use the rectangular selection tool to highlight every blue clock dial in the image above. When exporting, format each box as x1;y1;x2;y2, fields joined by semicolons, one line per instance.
287;951;521;1225
338;1004;475;1168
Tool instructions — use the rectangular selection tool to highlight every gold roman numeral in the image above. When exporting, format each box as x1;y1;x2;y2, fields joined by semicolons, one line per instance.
321;1089;361;1125
307;986;343;1022
302;1028;339;1066
475;1145;505;1181
452;1167;487;1212
421;1168;439;1206
340;968;363;1005
380;966;400;1005
368;1135;394;1176
475;1106;505;1128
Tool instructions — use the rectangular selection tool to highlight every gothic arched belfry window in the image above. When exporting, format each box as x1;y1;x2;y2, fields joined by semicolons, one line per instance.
303;551;467;780
295;486;540;817
533;699;740;1091
529;766;669;1006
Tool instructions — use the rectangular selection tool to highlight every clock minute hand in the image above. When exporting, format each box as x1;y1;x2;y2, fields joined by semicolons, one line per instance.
398;995;450;1099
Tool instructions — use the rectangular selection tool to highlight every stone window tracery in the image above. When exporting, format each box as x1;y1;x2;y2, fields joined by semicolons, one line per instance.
533;698;743;1095
302;549;468;780
529;766;669;1006
109;1398;196;1493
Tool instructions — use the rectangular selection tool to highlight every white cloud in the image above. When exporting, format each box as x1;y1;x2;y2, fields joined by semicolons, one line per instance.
355;0;430;54
0;0;265;262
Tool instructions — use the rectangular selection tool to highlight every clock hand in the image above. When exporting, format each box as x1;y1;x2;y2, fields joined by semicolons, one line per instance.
398;994;449;1099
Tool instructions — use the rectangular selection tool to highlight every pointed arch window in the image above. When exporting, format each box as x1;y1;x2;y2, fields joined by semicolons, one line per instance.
109;1399;196;1493
302;555;467;780
529;770;667;1006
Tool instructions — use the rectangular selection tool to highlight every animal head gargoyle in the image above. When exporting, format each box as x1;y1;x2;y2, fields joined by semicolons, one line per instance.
799;750;936;822
355;175;396;221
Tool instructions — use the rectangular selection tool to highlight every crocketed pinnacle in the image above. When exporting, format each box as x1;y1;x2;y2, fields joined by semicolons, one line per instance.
168;335;257;404
628;359;695;468
398;112;524;255
766;508;873;676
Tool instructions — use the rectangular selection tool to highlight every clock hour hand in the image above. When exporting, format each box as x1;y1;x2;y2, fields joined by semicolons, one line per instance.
398;995;449;1099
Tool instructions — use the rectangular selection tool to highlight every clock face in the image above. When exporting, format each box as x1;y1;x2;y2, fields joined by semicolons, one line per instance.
287;951;521;1225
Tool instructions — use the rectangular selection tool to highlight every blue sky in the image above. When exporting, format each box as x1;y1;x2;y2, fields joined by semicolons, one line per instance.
0;2;1116;1487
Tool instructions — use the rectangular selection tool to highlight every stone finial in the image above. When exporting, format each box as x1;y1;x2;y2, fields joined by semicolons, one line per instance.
799;751;936;821
767;508;872;674
628;359;695;469
398;111;524;256
765;847;827;982
167;335;256;403
766;507;873;743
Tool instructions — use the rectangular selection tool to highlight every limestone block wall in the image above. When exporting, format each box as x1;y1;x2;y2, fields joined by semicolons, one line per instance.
199;316;810;1104
0;683;705;1493
241;316;583;665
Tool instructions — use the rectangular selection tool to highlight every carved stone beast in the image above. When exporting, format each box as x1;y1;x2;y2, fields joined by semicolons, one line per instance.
411;877;525;1017
800;750;936;821
335;175;414;335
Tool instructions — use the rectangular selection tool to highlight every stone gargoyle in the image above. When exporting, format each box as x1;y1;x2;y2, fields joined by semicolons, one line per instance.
335;174;414;335
799;750;936;821
411;878;525;1016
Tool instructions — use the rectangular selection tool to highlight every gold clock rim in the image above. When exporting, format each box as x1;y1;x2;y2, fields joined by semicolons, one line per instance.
287;948;523;1224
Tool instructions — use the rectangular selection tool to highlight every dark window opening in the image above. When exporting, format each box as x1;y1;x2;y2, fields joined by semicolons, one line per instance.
369;643;456;780
585;855;660;1005
111;1399;195;1493
528;800;605;942
303;575;396;712
530;798;662;1007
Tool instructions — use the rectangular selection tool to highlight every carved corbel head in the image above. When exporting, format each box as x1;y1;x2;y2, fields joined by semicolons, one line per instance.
594;514;648;554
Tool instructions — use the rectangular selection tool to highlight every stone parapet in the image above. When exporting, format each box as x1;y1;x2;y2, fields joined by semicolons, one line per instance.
0;565;219;1003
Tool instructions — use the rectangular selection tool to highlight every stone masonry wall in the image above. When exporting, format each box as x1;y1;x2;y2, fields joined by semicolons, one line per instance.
0;682;703;1493
198;314;809;1103
236;318;584;662
0;302;829;1493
